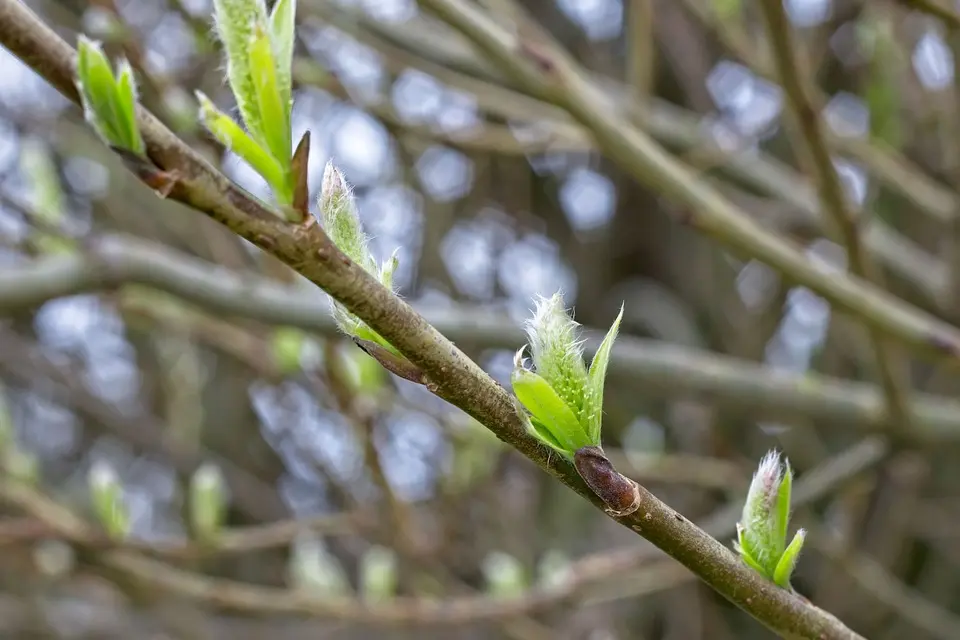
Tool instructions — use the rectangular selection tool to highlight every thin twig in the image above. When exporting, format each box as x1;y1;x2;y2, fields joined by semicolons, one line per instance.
756;0;914;432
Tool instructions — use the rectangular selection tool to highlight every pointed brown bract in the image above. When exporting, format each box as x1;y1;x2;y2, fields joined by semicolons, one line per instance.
111;145;181;198
291;129;310;222
352;337;426;386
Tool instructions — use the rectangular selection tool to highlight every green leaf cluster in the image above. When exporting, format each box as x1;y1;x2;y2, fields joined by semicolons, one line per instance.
511;293;623;458
735;450;806;589
201;0;298;208
75;36;144;155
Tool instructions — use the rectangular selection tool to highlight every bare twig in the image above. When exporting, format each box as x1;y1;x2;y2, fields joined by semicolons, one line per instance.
756;0;913;431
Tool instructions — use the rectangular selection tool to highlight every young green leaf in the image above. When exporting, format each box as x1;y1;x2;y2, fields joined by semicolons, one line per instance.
511;365;585;453
774;460;793;557
773;528;806;589
114;59;144;155
249;21;291;175
379;249;400;291
581;304;623;444
212;0;269;146
76;37;125;147
269;0;296;112
196;90;287;199
527;416;567;455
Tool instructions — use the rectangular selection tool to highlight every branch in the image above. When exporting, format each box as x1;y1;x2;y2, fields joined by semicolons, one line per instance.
0;327;288;522
3;239;960;441
756;1;914;431
0;436;885;628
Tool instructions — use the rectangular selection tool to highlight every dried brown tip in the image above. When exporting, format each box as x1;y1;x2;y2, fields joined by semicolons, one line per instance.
574;445;641;517
352;337;426;385
291;130;311;222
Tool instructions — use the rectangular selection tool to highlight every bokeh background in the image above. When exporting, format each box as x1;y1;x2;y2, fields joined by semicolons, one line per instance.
1;0;959;638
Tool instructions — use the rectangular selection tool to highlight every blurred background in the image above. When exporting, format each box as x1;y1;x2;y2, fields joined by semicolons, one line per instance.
1;0;960;638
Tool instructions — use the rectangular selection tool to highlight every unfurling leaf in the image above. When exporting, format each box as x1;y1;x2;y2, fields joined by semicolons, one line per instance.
75;36;144;155
196;90;286;198
582;304;623;444
511;362;584;454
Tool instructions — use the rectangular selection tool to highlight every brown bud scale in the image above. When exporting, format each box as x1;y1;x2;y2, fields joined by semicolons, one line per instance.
574;446;641;517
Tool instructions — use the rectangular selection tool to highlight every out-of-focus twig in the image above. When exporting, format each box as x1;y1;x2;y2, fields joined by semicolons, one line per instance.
756;0;913;432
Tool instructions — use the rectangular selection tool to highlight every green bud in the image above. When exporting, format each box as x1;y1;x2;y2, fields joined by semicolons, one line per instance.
319;162;376;275
511;293;623;457
75;36;144;155
524;293;588;411
88;461;129;540
360;545;398;602
482;551;526;597
735;450;806;589
319;161;401;352
287;533;349;595
189;463;227;544
271;326;305;374
4;447;39;485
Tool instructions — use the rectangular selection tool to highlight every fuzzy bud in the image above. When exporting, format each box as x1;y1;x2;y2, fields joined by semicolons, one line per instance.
482;551;526;597
360;545;398;602
88;461;129;540
189;463;227;543
735;450;806;589
511;293;623;458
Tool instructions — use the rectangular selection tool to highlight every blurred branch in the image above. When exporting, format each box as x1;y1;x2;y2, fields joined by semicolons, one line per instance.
414;0;960;366
305;0;949;303
756;1;913;431
0;509;357;560
680;0;958;227
810;526;960;640
3;237;960;441
0;477;683;626
0;327;288;522
895;0;960;28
